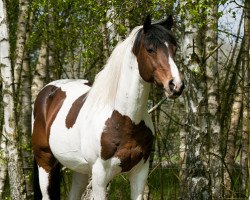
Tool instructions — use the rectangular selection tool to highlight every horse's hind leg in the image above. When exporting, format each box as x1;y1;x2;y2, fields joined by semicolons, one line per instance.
129;160;149;200
37;165;50;200
69;172;89;200
34;151;60;200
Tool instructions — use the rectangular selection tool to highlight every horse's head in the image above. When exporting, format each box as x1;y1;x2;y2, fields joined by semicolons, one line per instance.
133;15;184;99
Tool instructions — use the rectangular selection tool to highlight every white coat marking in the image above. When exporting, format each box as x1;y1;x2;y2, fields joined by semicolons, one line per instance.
165;42;182;88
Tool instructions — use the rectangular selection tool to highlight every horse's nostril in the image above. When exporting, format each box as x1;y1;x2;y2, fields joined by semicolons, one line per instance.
169;79;175;91
168;80;184;94
180;81;185;91
165;79;184;99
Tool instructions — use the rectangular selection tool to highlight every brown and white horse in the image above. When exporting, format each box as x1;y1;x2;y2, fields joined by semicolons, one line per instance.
32;15;184;200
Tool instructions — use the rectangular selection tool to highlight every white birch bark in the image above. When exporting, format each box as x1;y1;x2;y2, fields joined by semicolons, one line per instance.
31;3;52;103
241;104;249;195
14;0;29;88
13;1;33;197
179;0;210;199
205;2;223;198
220;11;245;197
224;84;242;196
31;41;47;104
0;0;26;199
0;134;7;199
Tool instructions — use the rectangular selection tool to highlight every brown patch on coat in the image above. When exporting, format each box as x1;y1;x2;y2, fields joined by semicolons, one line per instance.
101;110;154;172
65;93;87;128
32;85;66;172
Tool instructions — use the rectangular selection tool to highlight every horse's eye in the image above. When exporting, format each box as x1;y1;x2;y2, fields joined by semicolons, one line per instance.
147;48;156;54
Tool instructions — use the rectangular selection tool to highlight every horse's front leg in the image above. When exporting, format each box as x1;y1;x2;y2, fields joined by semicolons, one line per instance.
91;159;110;200
129;160;150;200
91;158;121;200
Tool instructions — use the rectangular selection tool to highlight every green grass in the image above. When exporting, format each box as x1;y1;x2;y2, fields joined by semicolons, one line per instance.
108;175;130;199
148;167;179;199
2;167;180;199
109;167;180;200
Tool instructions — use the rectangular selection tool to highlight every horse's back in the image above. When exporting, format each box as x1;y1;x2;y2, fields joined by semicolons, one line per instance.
32;79;90;138
32;79;91;171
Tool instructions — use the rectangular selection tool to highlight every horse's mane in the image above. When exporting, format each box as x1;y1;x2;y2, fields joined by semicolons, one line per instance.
84;26;142;112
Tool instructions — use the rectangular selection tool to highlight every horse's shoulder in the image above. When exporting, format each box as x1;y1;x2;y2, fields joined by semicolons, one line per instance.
101;110;154;172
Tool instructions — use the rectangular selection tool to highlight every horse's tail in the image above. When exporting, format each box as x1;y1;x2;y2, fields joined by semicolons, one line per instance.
48;162;61;200
33;159;61;200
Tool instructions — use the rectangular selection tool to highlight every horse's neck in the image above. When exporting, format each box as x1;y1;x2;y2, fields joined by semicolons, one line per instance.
114;55;151;124
83;37;150;124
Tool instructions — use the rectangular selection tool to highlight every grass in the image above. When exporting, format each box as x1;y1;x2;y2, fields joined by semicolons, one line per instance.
109;167;180;200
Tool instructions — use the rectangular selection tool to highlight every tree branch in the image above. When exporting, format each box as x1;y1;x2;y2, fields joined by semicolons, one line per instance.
204;43;224;61
148;97;167;114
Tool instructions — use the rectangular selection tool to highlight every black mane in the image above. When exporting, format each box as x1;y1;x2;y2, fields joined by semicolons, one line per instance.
145;24;177;46
132;24;177;55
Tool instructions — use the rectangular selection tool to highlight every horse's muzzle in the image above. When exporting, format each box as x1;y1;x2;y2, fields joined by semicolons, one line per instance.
165;79;185;99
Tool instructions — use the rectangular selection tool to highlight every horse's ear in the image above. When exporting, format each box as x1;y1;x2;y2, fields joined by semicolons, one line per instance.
143;15;151;32
158;15;173;30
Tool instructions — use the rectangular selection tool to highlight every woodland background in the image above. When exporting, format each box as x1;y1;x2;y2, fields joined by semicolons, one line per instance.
0;0;249;199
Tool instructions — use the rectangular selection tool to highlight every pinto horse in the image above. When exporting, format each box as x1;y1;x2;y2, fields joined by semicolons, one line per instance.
32;15;184;200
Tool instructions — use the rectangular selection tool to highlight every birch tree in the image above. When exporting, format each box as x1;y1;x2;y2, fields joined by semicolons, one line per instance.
0;135;7;199
14;0;29;93
205;0;223;197
31;42;47;103
20;5;33;199
241;0;250;194
0;0;26;199
222;36;245;196
179;0;210;198
224;82;243;196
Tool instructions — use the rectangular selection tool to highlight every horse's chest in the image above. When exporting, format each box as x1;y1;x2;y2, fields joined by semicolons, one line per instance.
101;110;154;172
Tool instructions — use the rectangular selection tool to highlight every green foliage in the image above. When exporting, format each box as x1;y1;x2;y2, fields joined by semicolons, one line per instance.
179;0;224;29
22;0;177;82
5;0;19;66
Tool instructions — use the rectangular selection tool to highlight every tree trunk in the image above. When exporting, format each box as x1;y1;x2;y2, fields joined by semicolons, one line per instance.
0;135;7;200
0;1;26;199
241;0;250;195
224;84;242;196
205;1;223;198
20;49;32;199
179;0;210;199
31;42;47;104
220;12;244;137
14;0;33;198
14;0;29;94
